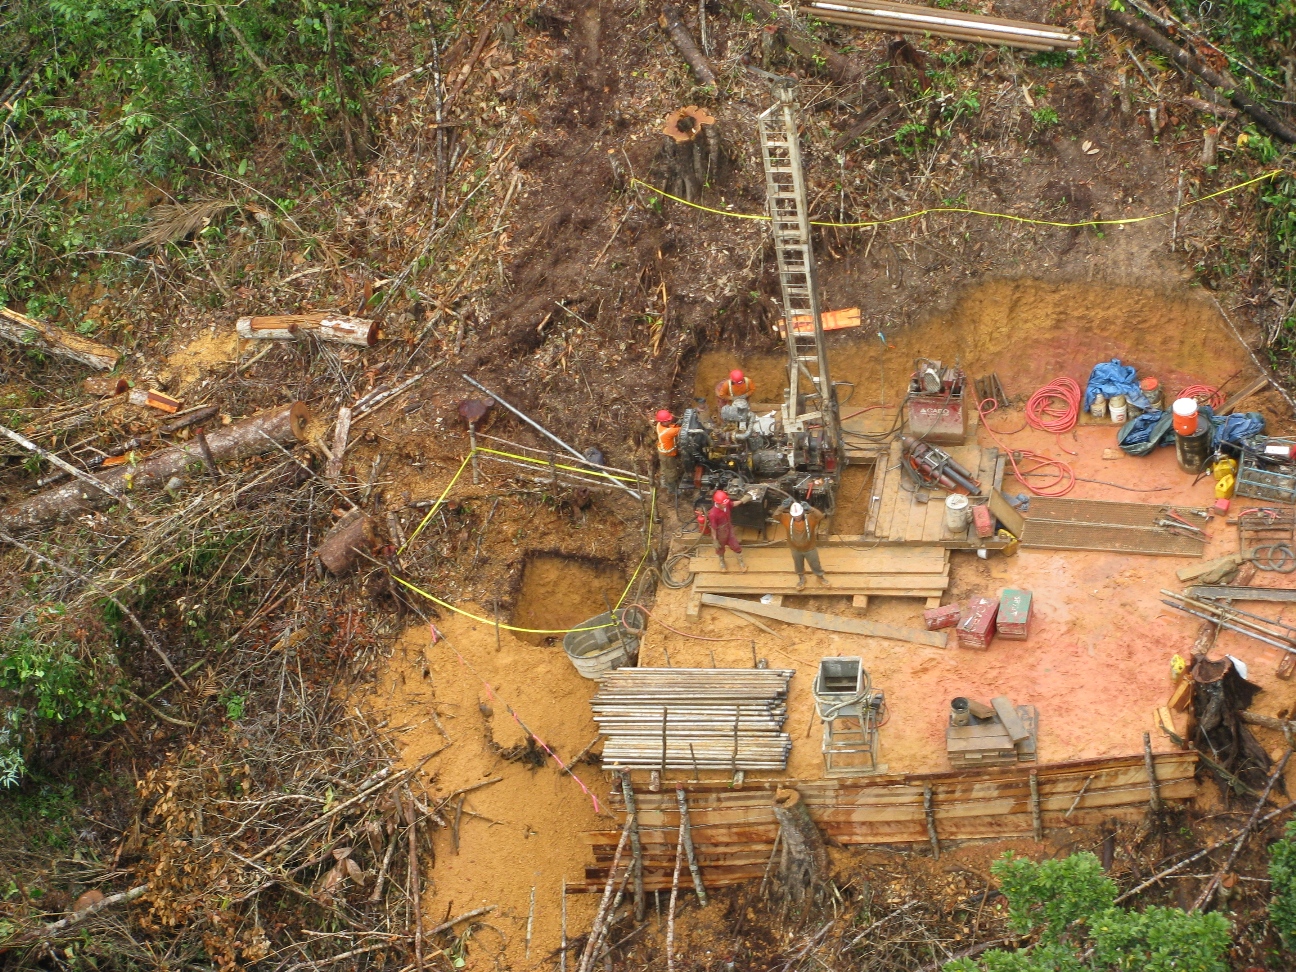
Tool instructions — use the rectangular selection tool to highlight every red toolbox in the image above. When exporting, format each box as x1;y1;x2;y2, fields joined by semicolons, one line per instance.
997;589;1033;640
957;596;999;649
971;503;995;539
923;604;961;630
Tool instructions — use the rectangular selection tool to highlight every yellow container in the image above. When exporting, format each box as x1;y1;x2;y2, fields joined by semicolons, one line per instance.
1213;457;1238;499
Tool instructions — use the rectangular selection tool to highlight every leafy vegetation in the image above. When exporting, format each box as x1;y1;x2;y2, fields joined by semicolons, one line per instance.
1270;820;1296;947
946;853;1231;972
0;611;126;786
0;0;381;306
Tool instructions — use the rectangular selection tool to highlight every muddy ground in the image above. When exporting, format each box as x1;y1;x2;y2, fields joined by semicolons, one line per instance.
6;0;1296;968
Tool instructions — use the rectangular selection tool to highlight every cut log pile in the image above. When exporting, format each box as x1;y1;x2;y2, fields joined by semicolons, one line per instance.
571;752;1198;892
594;668;794;772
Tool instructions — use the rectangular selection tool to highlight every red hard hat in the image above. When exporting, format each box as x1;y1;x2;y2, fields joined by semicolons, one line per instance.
713;490;731;507
730;369;745;383
656;409;673;423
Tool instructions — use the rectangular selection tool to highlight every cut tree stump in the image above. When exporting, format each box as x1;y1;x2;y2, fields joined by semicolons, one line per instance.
0;403;311;529
316;510;378;575
771;787;827;905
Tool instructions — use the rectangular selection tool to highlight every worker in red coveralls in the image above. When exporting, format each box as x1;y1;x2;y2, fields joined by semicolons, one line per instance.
714;369;753;407
697;489;748;572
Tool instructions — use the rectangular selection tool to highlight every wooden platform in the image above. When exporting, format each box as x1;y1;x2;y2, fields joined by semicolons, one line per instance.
1019;497;1207;558
571;751;1198;891
862;437;1007;546
841;402;980;463
684;545;950;618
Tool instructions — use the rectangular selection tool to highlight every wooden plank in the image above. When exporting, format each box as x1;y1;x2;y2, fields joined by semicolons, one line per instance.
923;491;947;542
701;593;948;648
1219;374;1268;416
875;438;904;540
992;697;1030;743
865;459;887;536
687;547;948;574
987;488;1026;538
692;574;947;593
852;595;869;611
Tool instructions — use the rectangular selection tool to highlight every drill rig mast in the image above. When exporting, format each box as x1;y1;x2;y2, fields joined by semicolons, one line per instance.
756;82;841;473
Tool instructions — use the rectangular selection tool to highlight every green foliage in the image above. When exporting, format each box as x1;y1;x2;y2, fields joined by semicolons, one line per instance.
948;854;1230;972
0;0;381;303
895;122;932;157
1269;820;1296;946
0;614;126;786
1091;906;1230;972
1030;106;1060;129
994;852;1116;941
1030;50;1070;69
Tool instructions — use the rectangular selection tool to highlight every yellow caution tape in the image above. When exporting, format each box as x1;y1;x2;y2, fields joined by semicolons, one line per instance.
475;446;641;483
401;452;473;552
630;169;1284;230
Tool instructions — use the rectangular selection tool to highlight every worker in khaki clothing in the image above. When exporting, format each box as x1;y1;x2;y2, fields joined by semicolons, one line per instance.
778;501;830;590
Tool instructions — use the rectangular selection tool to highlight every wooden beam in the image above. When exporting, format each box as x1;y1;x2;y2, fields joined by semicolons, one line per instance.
991;697;1030;744
700;594;947;648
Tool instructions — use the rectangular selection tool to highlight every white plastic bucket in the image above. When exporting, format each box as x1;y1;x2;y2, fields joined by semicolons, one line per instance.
1109;394;1127;424
944;493;970;533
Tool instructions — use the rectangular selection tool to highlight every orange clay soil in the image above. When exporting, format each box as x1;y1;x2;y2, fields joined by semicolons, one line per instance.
372;277;1296;969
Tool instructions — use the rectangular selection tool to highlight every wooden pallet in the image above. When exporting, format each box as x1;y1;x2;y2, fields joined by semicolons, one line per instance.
863;438;1006;546
685;545;950;618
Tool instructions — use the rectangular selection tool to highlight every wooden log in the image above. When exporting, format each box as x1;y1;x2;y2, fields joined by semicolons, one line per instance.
659;5;717;86
318;316;379;347
0;306;121;371
740;0;864;85
771;787;827;904
1105;8;1296;144
326;406;352;480
316;510;378;576
0;403;311;529
236;315;301;340
923;782;939;859
83;376;128;397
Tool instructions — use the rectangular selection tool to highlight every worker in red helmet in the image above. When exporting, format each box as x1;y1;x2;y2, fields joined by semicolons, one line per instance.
654;409;681;490
703;488;748;572
715;368;753;408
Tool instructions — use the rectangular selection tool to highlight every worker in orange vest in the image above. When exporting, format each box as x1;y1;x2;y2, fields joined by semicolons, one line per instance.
777;500;829;590
654;409;681;490
715;369;753;407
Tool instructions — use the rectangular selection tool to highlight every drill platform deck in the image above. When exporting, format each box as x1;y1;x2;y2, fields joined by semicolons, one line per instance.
684;544;950;618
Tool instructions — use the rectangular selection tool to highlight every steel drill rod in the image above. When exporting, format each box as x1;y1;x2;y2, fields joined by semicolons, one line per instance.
1162;590;1296;641
1161;600;1296;655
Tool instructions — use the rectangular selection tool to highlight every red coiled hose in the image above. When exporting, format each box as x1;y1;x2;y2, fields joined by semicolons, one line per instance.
976;376;1078;497
1178;384;1224;409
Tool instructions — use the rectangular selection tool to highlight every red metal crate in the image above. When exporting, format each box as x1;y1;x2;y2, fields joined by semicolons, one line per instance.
957;596;998;649
924;604;961;630
997;589;1033;641
971;503;994;538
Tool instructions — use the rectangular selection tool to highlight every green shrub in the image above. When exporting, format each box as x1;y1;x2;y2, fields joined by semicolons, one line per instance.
994;852;1116;941
947;854;1231;972
1270;820;1296;946
0;614;126;786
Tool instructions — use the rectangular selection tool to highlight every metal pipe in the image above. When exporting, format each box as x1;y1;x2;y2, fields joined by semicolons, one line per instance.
460;372;641;499
810;2;1080;45
1161;600;1296;654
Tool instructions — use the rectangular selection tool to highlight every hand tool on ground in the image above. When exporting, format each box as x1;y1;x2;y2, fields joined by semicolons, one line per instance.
1155;516;1206;536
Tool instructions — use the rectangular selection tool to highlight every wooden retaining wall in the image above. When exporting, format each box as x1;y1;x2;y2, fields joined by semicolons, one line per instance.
569;751;1197;892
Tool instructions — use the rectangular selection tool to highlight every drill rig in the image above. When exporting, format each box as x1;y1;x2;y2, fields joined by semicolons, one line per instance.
677;82;842;518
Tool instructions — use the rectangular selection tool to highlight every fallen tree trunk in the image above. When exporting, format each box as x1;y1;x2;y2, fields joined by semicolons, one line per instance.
0;306;121;371
1105;8;1296;144
659;5;718;87
739;0;864;85
237;313;379;346
0;403;311;529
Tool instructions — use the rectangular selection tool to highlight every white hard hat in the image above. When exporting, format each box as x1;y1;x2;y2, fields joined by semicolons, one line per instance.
790;502;805;517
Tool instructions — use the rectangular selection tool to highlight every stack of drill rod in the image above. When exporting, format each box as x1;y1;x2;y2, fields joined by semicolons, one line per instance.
594;668;794;771
1161;589;1296;655
807;0;1081;51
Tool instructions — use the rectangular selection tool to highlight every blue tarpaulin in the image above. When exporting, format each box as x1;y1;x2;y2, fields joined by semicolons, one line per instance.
1083;359;1151;411
1117;405;1266;457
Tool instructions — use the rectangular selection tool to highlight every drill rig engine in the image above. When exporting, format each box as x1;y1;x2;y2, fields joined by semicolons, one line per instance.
677;402;836;517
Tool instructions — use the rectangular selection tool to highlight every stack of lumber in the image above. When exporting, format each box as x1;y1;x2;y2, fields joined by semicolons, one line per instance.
571;752;1198;892
593;668;794;772
685;545;949;617
947;700;1038;769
